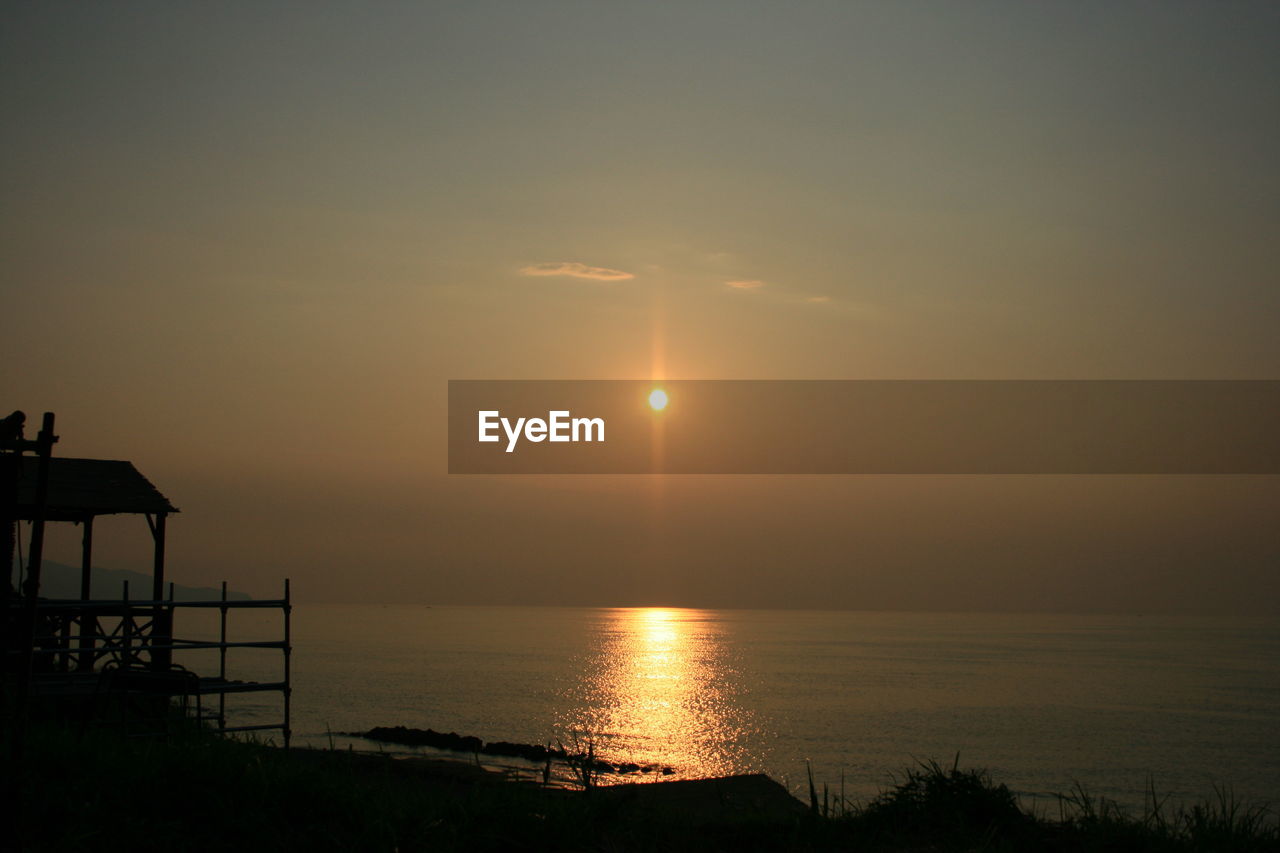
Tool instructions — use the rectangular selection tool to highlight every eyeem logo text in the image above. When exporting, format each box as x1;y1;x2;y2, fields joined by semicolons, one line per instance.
478;410;605;453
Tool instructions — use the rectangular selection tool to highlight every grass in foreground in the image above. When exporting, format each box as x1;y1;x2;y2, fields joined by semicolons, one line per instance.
5;724;1278;852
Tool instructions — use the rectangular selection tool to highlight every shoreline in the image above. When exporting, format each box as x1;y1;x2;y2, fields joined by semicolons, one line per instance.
11;722;1279;852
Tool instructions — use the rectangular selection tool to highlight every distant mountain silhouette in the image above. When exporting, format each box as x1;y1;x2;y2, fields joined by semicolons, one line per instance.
14;560;251;601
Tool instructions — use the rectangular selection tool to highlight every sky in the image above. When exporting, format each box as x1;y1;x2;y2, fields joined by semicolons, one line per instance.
3;2;1278;612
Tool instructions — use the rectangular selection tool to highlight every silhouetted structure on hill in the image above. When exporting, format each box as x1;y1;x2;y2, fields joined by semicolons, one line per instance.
2;411;291;743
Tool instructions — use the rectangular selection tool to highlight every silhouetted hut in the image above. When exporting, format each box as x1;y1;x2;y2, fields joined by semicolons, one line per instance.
13;456;178;601
2;413;290;743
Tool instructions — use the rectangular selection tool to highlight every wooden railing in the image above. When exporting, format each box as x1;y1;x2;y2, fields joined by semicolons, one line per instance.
3;579;292;746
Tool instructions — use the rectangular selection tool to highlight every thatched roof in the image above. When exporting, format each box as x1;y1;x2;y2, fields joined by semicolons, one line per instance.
11;457;178;521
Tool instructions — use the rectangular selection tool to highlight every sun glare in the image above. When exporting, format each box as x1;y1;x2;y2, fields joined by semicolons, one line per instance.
649;389;669;411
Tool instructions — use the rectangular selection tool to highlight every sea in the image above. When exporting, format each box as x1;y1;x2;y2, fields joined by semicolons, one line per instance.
173;605;1279;814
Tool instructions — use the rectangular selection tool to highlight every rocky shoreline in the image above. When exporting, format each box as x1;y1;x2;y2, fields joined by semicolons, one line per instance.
348;725;677;777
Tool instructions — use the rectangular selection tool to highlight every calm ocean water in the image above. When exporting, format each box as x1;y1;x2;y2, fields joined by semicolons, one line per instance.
176;605;1279;812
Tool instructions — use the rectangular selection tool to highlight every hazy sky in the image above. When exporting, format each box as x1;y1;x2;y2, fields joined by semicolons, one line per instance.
3;2;1278;612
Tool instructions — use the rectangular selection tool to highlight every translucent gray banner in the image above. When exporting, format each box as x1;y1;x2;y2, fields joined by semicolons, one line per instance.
448;380;1280;474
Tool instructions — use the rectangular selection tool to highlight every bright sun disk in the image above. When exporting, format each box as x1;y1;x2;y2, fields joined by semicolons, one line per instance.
649;389;668;411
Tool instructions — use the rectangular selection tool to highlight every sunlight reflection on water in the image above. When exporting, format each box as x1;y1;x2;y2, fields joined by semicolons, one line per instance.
182;605;1280;810
554;607;763;779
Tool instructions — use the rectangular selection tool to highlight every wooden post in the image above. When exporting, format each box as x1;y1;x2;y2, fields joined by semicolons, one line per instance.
79;516;94;600
20;412;56;599
19;413;56;705
150;512;170;670
283;577;292;749
121;579;131;666
151;512;166;602
218;580;228;731
75;515;97;671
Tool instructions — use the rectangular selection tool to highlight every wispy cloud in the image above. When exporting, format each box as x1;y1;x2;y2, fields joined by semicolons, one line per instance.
725;279;765;290
805;295;830;303
519;262;634;282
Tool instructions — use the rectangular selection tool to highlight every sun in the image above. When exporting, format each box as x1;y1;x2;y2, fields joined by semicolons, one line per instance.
648;389;668;411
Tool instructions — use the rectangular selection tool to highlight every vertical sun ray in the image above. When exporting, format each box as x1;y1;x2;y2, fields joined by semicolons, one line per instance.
648;279;667;526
